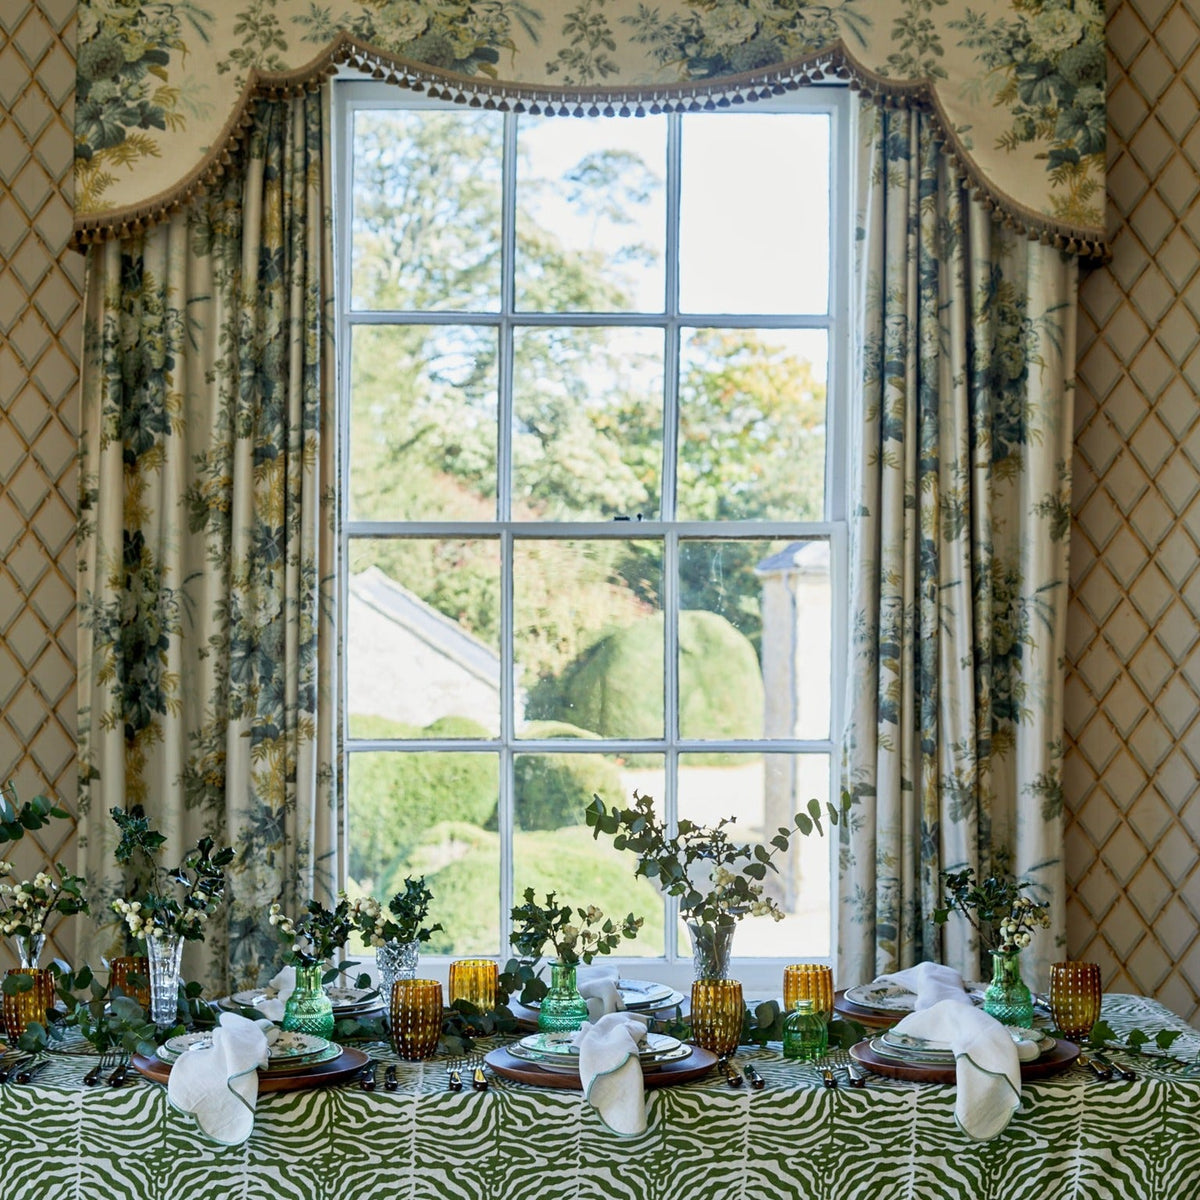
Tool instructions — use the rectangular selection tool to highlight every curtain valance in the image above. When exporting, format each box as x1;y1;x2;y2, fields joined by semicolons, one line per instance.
73;0;1106;257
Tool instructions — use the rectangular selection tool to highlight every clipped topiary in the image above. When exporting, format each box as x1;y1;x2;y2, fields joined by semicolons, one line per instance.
536;611;763;744
514;721;622;831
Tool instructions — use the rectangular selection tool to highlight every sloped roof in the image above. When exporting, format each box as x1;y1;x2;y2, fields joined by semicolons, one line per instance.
349;567;499;686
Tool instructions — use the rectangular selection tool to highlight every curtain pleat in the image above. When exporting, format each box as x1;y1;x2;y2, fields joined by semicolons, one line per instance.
76;88;339;990
838;100;1077;991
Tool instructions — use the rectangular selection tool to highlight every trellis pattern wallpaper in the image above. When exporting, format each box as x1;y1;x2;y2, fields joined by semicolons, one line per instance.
1066;0;1200;1024
0;0;81;969
2;0;1200;1021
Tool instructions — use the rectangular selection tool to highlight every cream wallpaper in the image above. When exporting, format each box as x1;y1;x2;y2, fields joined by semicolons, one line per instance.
2;0;1199;1019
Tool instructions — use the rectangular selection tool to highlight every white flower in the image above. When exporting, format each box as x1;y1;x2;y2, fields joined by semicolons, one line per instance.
700;3;759;48
1029;7;1085;56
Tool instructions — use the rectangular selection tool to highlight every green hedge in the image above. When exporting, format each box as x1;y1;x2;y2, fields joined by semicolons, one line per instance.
514;722;622;831
347;714;497;887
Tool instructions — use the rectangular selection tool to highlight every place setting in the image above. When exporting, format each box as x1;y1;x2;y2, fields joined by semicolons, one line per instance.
132;1024;370;1093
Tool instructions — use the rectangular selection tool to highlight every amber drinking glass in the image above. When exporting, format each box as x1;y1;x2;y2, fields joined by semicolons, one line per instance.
109;956;151;1009
390;979;444;1060
3;968;55;1040
690;980;743;1057
1048;961;1102;1040
783;963;834;1018
449;959;498;1011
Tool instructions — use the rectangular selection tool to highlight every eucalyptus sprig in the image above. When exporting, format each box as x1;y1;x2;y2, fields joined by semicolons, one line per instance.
510;887;642;966
0;780;70;847
587;791;842;930
1085;1019;1189;1064
647;997;864;1051
110;806;234;942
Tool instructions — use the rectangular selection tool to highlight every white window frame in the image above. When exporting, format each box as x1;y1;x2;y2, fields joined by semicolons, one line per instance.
333;80;851;995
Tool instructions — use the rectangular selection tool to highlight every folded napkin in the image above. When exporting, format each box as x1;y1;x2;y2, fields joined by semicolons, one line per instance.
892;999;1040;1140
167;1013;271;1145
576;964;626;1023
252;966;296;1022
571;1012;649;1137
875;961;972;1009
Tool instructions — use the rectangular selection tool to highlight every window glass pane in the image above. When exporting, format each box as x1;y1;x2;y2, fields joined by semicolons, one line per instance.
515;539;663;738
347;750;500;956
513;753;665;957
677;752;830;960
515;115;667;313
677;328;826;522
349;324;498;522
512;328;663;521
348;539;500;738
351;109;503;311
679;113;829;314
679;538;829;741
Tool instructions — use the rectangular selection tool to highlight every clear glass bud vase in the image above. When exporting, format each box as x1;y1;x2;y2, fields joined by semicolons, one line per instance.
376;939;419;1001
537;962;589;1033
12;933;45;969
686;921;735;981
983;949;1034;1027
146;931;184;1027
282;963;335;1038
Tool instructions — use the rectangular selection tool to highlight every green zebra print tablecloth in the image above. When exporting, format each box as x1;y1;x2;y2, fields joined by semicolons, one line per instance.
2;994;1197;1200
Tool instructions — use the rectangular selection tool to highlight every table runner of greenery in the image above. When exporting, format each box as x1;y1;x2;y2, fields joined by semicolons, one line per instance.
2;994;1197;1200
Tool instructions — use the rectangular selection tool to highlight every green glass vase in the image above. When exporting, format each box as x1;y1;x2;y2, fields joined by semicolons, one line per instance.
537;962;589;1034
282;963;335;1038
783;998;828;1062
983;949;1034;1027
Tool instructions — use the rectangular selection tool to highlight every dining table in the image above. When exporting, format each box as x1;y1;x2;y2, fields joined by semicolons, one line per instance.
1;992;1197;1200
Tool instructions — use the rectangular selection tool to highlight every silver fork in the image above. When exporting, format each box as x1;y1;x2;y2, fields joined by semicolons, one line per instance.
84;1051;122;1088
446;1057;464;1092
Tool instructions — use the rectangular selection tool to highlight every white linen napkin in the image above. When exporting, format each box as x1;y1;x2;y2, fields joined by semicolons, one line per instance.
167;1013;271;1145
892;999;1041;1141
576;964;626;1023
875;961;972;1009
252;965;296;1022
570;1011;649;1137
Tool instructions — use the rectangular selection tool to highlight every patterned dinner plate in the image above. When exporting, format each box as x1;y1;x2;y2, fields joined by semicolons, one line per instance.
843;981;988;1014
873;1026;1054;1065
525;981;684;1012
227;985;379;1014
158;1029;330;1065
516;1031;683;1061
506;1040;693;1073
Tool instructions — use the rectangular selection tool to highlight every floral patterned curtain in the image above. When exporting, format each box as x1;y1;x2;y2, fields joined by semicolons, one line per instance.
75;89;339;991
838;99;1076;992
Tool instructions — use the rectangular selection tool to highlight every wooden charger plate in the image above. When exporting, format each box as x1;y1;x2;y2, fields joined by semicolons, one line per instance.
132;1045;369;1092
485;1044;717;1091
849;1037;1080;1084
833;990;905;1029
